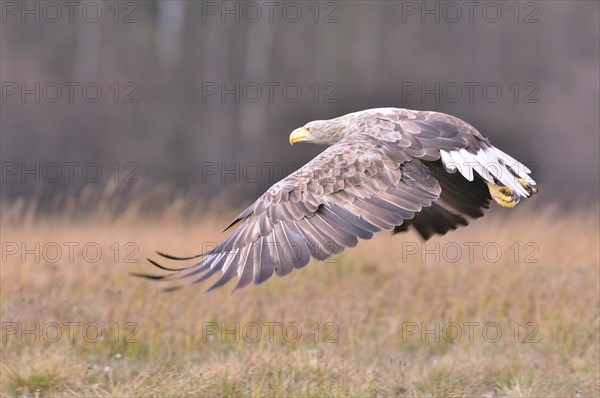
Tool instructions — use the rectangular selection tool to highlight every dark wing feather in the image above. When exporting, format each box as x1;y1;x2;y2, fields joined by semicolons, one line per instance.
392;159;491;240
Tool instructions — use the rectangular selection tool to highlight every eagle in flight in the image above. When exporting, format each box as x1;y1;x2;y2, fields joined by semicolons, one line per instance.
134;108;538;293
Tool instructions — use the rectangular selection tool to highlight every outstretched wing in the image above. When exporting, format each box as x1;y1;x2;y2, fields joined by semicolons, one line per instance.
133;136;442;293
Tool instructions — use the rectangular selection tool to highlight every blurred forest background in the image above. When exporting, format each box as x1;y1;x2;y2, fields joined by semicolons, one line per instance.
1;1;599;210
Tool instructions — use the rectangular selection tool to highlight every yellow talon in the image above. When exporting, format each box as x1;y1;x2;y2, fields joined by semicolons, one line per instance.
487;182;519;208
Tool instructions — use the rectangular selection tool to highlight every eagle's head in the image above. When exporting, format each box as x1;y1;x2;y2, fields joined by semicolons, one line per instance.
289;119;347;146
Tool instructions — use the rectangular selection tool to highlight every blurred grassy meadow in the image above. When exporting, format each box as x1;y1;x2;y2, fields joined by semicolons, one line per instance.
1;190;599;397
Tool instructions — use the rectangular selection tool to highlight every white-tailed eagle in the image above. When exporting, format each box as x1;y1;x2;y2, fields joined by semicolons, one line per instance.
134;108;538;293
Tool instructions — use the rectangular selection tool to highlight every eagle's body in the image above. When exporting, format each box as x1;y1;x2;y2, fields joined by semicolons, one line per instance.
136;108;537;292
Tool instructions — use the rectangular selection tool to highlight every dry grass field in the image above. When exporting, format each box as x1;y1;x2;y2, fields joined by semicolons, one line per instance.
1;193;599;397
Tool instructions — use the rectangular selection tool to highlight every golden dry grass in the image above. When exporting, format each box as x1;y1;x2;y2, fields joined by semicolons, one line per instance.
1;195;599;397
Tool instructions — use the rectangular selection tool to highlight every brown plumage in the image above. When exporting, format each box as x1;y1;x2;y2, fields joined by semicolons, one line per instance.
133;108;538;293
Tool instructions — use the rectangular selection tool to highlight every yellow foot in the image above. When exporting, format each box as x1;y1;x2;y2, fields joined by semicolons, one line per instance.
487;182;519;208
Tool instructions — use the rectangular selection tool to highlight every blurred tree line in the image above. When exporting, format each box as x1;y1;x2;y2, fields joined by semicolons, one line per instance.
1;1;598;208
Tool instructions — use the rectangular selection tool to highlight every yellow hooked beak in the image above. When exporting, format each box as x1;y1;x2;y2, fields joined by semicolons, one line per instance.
289;128;311;145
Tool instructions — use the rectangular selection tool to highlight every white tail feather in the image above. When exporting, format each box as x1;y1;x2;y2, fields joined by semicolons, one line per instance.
440;146;536;198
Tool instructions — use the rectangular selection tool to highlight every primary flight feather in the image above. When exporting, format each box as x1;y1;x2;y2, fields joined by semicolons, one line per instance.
133;108;538;293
